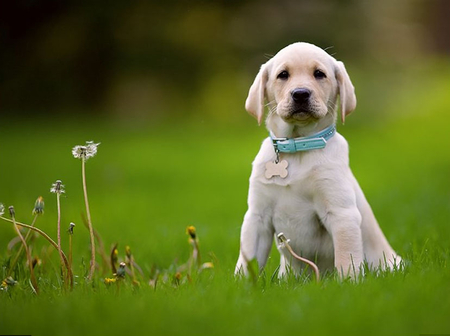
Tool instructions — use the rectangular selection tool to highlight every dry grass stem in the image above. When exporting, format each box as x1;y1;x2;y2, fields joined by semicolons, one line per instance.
7;214;39;278
8;207;39;294
277;232;320;282
0;216;74;289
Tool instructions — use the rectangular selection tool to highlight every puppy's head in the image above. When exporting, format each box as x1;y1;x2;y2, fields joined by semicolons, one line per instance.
245;42;356;126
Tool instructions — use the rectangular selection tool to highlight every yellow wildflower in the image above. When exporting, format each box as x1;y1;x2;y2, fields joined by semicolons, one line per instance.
186;226;196;240
104;278;117;285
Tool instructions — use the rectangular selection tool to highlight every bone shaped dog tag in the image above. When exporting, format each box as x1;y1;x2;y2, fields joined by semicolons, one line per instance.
265;160;288;179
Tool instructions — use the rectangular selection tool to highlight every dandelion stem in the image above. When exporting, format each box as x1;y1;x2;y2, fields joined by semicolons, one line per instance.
81;213;109;273
10;212;39;294
0;216;73;289
193;239;202;268
186;226;202;274
56;192;67;287
82;155;96;281
110;243;118;274
68;233;73;276
68;223;75;275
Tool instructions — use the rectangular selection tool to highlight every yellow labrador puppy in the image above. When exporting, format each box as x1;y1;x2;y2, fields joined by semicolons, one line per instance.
235;42;401;278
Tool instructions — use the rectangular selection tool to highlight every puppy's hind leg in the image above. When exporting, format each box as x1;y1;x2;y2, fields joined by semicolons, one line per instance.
235;211;274;275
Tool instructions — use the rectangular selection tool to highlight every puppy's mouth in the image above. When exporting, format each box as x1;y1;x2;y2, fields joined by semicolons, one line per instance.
277;100;325;123
288;108;316;121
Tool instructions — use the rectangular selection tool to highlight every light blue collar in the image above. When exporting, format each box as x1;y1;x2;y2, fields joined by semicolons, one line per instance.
270;124;336;153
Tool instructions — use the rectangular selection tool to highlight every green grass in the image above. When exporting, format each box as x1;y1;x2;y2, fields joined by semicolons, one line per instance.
1;60;450;336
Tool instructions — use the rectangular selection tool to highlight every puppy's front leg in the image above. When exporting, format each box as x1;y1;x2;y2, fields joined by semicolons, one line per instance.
235;210;273;275
319;206;364;279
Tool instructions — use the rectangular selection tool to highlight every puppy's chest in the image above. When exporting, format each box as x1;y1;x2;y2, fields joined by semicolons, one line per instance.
254;153;316;189
253;152;320;218
254;154;317;212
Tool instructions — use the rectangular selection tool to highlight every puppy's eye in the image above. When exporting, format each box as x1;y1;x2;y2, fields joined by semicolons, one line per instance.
277;71;289;80
314;69;327;79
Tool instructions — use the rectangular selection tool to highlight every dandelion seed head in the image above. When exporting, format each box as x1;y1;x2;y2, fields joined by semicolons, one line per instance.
72;145;86;159
72;141;100;160
0;203;4;216
85;141;100;158
50;180;65;194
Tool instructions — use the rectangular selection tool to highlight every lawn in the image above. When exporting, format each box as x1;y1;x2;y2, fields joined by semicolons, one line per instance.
0;60;449;336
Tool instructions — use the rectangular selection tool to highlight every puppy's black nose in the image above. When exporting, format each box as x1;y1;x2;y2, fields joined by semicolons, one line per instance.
291;88;311;103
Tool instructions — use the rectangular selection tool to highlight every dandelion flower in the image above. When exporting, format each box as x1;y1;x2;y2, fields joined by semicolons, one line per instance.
8;206;15;218
125;246;132;258
116;262;126;278
50;180;65;194
32;196;45;215
104;277;117;285
186;226;196;240
0;277;17;291
72;141;100;161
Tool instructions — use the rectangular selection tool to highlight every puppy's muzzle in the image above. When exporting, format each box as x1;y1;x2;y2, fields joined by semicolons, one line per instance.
290;88;312;115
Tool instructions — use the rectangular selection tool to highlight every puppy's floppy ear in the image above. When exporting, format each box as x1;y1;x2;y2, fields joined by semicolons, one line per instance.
335;61;357;124
245;63;270;125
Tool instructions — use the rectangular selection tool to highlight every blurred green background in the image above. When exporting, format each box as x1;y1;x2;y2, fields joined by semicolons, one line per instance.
1;1;450;335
